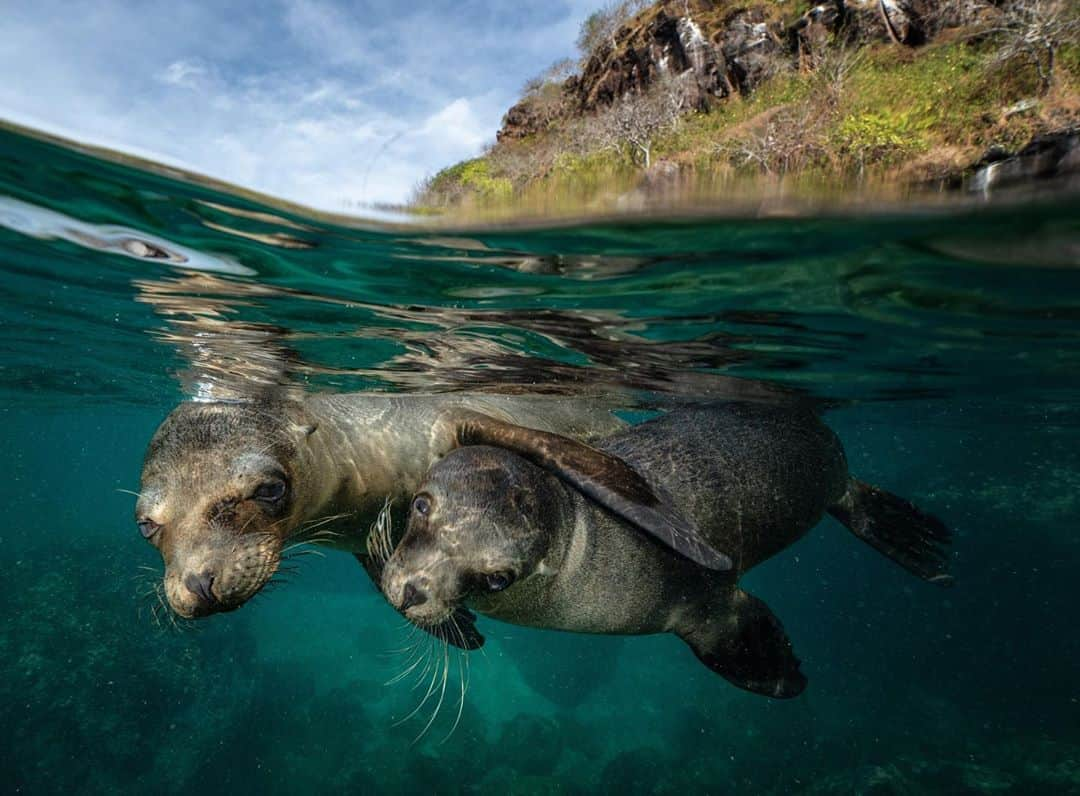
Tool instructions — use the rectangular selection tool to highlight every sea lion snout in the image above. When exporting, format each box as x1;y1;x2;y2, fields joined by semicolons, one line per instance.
164;533;283;618
183;571;219;610
400;581;428;611
382;557;455;625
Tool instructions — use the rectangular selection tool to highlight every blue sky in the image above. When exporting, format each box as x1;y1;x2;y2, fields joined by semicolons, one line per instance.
1;0;595;210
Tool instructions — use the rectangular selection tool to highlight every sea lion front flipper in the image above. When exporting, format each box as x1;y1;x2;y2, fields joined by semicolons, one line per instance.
426;605;485;651
680;589;806;699
450;410;732;571
355;553;485;650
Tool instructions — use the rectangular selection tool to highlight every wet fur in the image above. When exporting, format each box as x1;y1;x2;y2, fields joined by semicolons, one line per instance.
137;393;628;622
384;404;952;698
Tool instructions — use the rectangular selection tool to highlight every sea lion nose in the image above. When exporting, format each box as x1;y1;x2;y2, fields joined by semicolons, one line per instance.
183;571;218;607
400;581;428;611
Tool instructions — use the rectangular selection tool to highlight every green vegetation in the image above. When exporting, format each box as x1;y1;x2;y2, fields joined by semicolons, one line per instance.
412;0;1080;216
416;158;513;206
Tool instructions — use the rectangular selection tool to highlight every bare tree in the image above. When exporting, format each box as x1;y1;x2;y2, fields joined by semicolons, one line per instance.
594;72;687;168
714;47;861;176
521;58;576;98
987;0;1080;93
576;0;650;63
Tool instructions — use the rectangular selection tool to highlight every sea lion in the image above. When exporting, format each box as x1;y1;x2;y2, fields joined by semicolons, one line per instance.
380;404;952;697
135;393;730;640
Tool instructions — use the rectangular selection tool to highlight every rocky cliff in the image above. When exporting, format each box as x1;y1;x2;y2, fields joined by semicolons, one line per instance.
498;0;957;142
418;0;1080;211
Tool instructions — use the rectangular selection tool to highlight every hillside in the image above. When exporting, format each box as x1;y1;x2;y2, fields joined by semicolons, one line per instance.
412;0;1080;213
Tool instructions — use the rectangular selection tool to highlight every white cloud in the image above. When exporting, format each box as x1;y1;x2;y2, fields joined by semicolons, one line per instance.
420;98;492;152
157;59;209;88
0;0;597;210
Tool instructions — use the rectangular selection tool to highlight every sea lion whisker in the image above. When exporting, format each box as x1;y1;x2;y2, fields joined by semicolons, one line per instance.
409;637;438;692
410;644;435;693
385;646;429;686
116;488;144;498
280;540;312;555
437;617;471;743
164;602;181;633
395;641;442;727
387;620;423;648
303;516;351;531
414;638;451;744
380;636;424;658
298;512;352;529
367;498;394;567
387;636;425;662
235;513;261;535
297;527;346;540
297;514;352;535
440;647;469;744
149;582;172;631
280;549;326;561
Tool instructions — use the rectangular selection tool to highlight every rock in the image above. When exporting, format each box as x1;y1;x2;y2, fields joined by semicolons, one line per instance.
676;15;732;107
497;99;548;142
876;0;926;45
571;2;790;114
967;127;1080;194
494;0;937;143
600;747;671;793
720;8;788;94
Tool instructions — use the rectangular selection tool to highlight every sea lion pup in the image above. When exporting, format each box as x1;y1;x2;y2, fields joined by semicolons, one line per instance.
135;393;730;643
381;404;952;697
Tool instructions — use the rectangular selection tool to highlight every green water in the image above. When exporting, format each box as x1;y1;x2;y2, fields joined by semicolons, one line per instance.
2;125;1079;794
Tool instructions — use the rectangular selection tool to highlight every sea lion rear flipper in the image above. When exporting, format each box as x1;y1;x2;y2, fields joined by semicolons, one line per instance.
681;589;806;699
828;478;953;585
451;410;732;570
355;553;485;650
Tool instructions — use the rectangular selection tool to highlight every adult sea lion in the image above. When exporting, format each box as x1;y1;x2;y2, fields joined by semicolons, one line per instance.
135;393;730;643
380;404;952;697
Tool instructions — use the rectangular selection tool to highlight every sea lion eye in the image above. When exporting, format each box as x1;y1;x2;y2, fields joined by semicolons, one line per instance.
412;495;431;517
253;480;287;503
137;519;161;539
486;572;514;592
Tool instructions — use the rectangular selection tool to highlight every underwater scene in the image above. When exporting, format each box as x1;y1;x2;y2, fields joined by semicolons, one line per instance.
2;124;1080;795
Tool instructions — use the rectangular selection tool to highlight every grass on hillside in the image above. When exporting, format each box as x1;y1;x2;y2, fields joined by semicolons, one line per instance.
413;31;1080;216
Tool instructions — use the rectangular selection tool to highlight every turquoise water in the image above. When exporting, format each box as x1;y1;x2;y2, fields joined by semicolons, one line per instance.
2;124;1080;794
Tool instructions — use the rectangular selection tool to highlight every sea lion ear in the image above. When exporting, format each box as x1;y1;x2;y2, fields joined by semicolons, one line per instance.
284;403;318;437
450;411;732;571
287;421;317;438
508;485;537;518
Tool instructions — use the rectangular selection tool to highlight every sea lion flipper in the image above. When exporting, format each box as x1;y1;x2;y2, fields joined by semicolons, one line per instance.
435;607;485;651
681;590;806;699
451;411;732;571
355;553;485;650
829;479;953;585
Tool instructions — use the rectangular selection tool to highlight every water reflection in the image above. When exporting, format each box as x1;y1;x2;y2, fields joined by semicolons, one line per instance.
132;269;807;404
0;196;255;275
